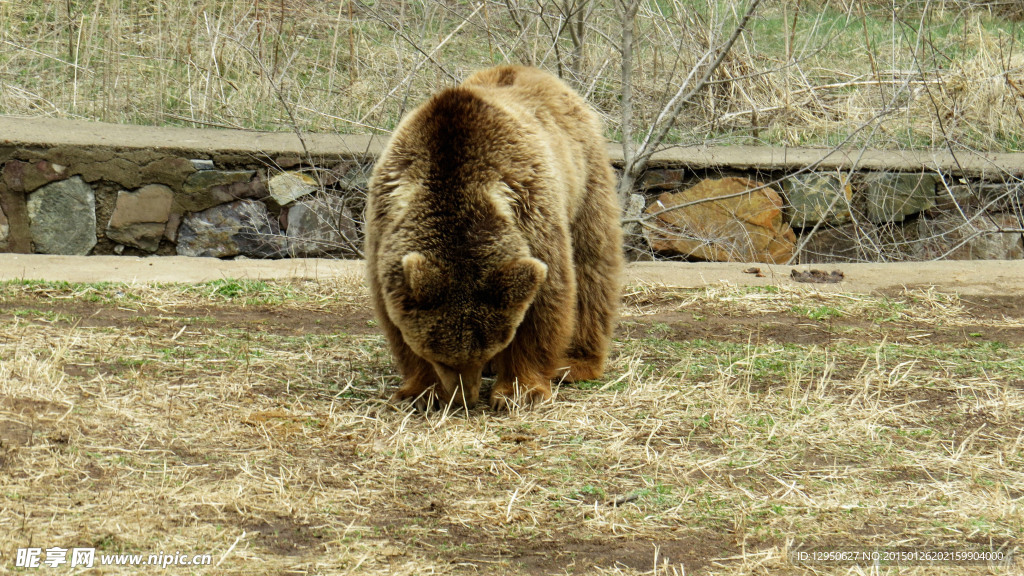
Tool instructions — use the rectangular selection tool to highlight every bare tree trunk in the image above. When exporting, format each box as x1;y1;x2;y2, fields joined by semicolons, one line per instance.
616;0;639;205
565;0;590;78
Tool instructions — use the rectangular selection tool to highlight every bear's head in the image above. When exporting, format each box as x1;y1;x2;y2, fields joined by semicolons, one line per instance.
382;251;547;406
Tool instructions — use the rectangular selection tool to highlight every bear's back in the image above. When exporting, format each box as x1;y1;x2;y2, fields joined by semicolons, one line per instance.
383;66;594;188
369;67;591;232
461;65;603;150
367;66;611;281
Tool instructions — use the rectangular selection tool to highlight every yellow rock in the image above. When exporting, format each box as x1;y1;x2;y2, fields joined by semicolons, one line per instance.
643;177;796;264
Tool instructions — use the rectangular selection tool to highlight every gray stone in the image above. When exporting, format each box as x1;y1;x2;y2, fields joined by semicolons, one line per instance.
285;195;359;257
934;181;1023;213
177;169;261;212
334;164;370;192
916;213;1024;260
797;221;923;263
623;193;652;261
108;185;174;228
933;180;977;212
110;223;166;253
183;169;255;194
863;172;937;223
274;156;303;170
781;173;853;228
106;184;174;252
27;176;97;255
317;162;357;187
269;171;318;206
796;225;858;264
190;159;215;171
0;203;8;244
638;168;686;192
176;199;284;258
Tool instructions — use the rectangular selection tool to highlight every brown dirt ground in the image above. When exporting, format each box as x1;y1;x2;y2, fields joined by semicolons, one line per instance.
3;256;1024;574
2;293;1020;573
5;290;1022;347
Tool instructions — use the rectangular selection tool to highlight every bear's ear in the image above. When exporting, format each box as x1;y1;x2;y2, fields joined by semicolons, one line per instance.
401;252;441;303
492;257;548;308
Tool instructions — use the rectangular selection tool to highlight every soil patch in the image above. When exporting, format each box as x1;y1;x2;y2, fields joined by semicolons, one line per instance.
0;297;378;336
622;306;1024;347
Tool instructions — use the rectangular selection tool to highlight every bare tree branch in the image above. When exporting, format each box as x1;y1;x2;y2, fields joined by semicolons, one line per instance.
616;0;763;203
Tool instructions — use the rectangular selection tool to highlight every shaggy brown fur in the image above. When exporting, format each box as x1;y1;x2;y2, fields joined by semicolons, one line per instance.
365;65;623;410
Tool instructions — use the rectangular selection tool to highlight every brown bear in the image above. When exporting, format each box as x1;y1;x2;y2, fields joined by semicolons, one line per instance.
365;65;623;410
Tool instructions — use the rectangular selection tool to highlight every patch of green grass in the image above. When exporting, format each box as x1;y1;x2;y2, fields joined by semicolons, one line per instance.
650;322;673;336
566;378;628;392
872;298;907;322
793;304;844;320
576;484;605;499
625;332;1024;387
629;481;680;512
0;279;74;291
0;279;139;303
195;279;290;303
741;285;781;294
11;308;77;323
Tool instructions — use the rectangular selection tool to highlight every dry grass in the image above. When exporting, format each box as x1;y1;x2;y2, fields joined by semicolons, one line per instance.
0;1;1021;151
2;278;1022;574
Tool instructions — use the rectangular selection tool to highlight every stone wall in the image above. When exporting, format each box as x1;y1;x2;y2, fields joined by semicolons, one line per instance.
632;166;1024;263
0;117;377;259
2;116;1022;263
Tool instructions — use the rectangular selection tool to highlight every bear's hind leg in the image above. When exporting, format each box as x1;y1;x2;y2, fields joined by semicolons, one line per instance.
563;182;623;383
489;341;556;410
490;373;552;410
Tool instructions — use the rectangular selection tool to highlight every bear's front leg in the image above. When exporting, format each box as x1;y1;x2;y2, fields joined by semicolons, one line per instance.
378;308;443;410
391;357;441;408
